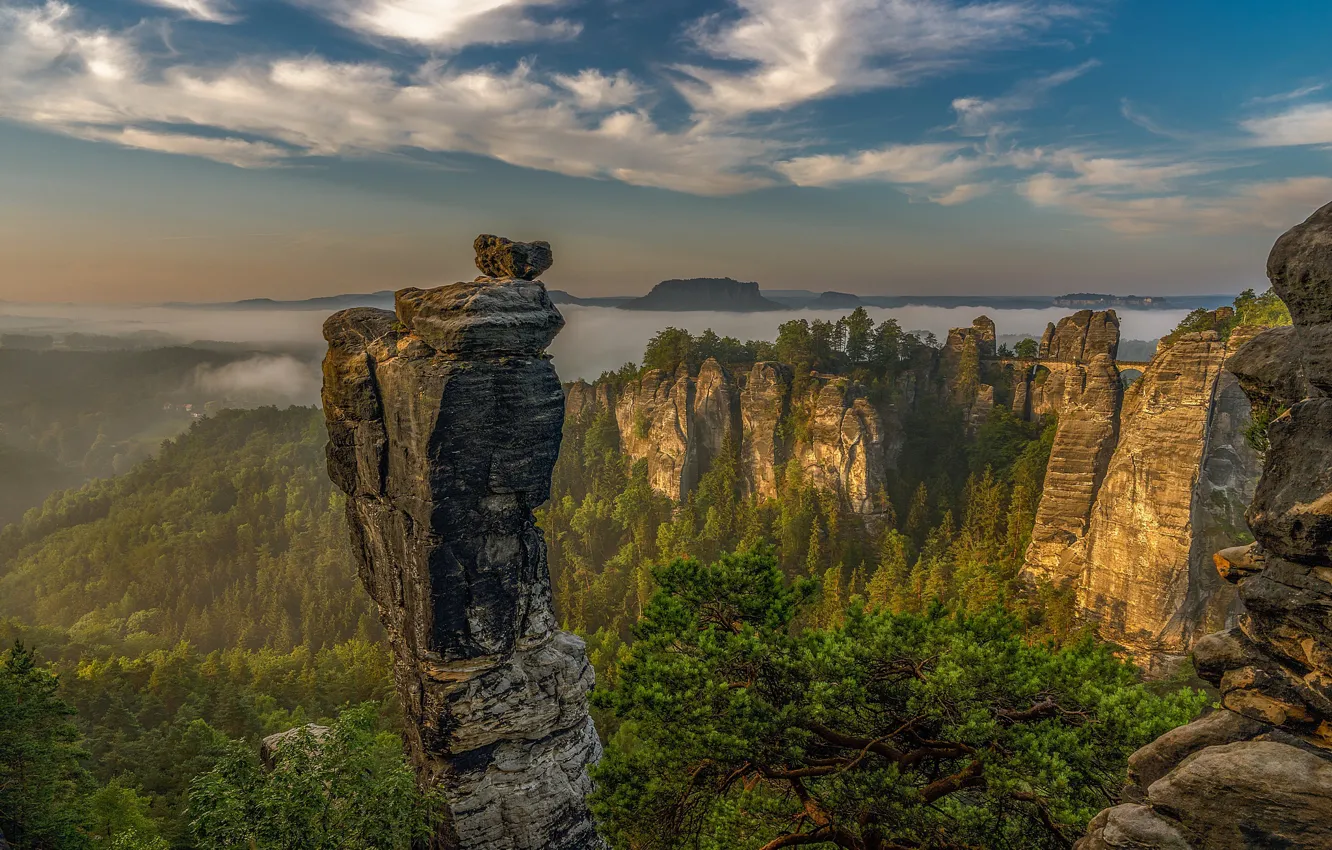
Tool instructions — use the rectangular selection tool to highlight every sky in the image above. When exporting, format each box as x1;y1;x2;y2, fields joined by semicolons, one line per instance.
1;0;1331;302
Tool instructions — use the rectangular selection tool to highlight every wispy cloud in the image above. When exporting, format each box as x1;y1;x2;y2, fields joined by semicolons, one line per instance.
1243;101;1332;147
777;142;985;188
673;0;1096;116
1245;82;1327;106
952;59;1099;136
295;0;579;48
139;0;240;24
0;1;775;193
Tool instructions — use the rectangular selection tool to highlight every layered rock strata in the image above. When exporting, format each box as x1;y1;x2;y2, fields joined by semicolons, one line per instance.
1077;201;1332;850
1022;355;1122;583
321;244;601;850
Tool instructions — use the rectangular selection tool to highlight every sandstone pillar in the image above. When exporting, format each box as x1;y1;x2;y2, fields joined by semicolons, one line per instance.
321;236;602;850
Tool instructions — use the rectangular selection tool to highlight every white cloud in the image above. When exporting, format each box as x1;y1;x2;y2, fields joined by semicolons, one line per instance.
0;2;774;194
552;69;642;111
951;59;1098;136
674;0;1092;116
1243;101;1332;147
297;0;579;48
777;142;984;188
1021;173;1332;234
139;0;239;24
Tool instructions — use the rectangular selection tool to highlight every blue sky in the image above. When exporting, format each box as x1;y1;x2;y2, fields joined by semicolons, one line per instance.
1;0;1330;301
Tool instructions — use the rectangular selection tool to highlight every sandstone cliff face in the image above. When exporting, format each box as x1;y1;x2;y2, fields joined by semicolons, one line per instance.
603;358;891;515
1077;332;1234;670
1022;355;1122;583
740;362;793;501
1038;309;1120;362
322;269;601;849
796;377;888;516
1077;202;1332;850
614;366;696;501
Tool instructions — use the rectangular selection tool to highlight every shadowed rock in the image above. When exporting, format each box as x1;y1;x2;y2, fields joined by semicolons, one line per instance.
473;234;554;281
322;261;601;849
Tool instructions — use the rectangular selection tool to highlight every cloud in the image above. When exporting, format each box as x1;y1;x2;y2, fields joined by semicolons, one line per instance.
674;0;1094;116
297;0;578;48
1021;172;1332;234
1243;101;1332;147
1245;83;1327;106
553;69;642;110
951;59;1098;136
195;355;321;404
139;0;239;23
0;2;775;194
777;142;985;189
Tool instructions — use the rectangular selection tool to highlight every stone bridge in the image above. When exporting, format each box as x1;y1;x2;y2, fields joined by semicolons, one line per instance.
988;356;1153;371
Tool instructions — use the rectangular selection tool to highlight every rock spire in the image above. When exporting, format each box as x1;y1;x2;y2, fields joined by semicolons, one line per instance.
321;237;602;850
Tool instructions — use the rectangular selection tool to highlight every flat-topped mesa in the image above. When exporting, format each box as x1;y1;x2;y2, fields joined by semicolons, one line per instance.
321;237;602;850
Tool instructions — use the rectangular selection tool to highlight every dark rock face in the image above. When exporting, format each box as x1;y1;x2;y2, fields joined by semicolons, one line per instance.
617;278;785;312
1077;204;1332;849
322;244;601;849
473;234;553;281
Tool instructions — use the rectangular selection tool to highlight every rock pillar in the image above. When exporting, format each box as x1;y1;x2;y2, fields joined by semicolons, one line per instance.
321;238;602;850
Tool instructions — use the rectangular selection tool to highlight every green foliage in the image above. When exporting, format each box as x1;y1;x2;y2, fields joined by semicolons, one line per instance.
1161;288;1292;347
591;550;1207;850
189;704;437;850
0;407;375;654
1014;337;1039;359
0;642;92;849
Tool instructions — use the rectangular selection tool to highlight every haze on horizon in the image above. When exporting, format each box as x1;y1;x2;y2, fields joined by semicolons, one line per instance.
1;0;1330;302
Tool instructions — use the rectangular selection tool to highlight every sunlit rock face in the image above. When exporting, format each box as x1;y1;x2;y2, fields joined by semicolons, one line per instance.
795;376;889;517
615;365;697;501
739;361;793;502
1020;311;1263;674
321;240;602;850
1077;202;1332;850
1076;332;1244;673
1022;355;1122;584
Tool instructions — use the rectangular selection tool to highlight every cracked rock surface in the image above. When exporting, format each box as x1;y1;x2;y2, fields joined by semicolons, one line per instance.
322;238;601;850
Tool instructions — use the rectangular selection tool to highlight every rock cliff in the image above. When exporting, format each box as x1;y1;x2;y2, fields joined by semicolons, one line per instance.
321;241;602;850
1022;355;1122;583
1078;202;1332;850
614;366;697;501
1076;331;1238;670
604;358;890;516
1038;309;1120;362
618;278;784;311
795;377;889;516
739;362;793;501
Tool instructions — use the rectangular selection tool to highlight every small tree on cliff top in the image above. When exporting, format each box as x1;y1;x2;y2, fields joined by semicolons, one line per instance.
590;549;1206;850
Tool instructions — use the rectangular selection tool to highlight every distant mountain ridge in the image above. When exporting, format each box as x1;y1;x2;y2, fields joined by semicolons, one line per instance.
618;278;785;312
170;289;1242;313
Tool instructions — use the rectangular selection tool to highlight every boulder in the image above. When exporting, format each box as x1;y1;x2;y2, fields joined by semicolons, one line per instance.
473;234;553;281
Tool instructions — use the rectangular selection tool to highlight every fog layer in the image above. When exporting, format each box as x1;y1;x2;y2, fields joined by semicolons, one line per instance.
1;302;1195;387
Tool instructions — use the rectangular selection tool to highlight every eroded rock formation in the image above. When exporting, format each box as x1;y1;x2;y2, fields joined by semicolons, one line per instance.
1077;331;1240;671
740;362;793;501
1023;355;1122;583
1021;309;1263;673
1077;202;1332;850
321;240;601;850
796;376;888;516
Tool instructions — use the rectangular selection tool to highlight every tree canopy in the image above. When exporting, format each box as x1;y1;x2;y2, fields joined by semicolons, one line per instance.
591;549;1206;850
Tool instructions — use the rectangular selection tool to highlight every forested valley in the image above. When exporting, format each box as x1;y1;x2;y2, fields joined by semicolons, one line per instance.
3;297;1289;849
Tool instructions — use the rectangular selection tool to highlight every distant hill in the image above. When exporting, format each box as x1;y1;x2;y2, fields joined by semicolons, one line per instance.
618;278;786;312
548;290;636;308
810;291;863;309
